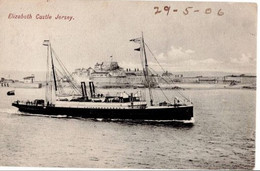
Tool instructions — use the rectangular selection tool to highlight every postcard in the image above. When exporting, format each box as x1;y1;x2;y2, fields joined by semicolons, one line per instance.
0;0;257;169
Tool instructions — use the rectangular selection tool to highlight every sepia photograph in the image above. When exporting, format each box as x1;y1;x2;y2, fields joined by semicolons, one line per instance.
0;0;257;169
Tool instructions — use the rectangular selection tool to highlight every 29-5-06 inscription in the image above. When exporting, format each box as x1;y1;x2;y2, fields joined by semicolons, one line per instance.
8;13;74;21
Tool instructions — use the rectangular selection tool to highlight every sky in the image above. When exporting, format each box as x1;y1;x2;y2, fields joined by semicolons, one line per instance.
0;0;257;77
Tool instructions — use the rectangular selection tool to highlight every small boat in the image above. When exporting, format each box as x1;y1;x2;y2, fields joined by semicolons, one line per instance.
7;90;15;96
12;35;194;123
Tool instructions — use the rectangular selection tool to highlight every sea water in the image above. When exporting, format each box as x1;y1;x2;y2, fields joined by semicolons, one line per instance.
0;87;255;169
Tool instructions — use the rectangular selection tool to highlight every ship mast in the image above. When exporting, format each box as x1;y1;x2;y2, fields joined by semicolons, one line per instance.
130;33;154;106
141;33;153;106
50;43;57;91
44;40;50;106
43;40;57;106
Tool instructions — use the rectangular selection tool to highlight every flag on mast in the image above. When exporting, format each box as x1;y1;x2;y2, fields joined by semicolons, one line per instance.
130;37;141;44
134;47;141;51
43;40;50;46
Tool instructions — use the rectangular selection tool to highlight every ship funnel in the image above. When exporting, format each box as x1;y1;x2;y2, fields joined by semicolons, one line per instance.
89;81;95;98
81;82;88;100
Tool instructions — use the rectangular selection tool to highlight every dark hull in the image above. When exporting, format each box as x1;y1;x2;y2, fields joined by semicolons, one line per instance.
12;103;193;121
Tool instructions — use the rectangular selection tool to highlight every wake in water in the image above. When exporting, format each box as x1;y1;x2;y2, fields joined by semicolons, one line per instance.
13;112;68;119
0;108;19;115
90;118;194;128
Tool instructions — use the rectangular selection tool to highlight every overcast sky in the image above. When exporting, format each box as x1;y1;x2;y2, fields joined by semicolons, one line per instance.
0;0;257;75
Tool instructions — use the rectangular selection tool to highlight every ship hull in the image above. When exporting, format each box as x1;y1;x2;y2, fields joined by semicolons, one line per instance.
12;103;193;121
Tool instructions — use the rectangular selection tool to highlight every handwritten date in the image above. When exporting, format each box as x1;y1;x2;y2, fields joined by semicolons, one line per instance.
154;6;224;16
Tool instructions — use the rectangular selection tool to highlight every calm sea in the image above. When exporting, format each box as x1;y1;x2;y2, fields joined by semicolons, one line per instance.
0;87;255;169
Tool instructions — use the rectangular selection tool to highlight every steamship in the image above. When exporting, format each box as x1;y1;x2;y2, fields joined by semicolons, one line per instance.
12;34;194;123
